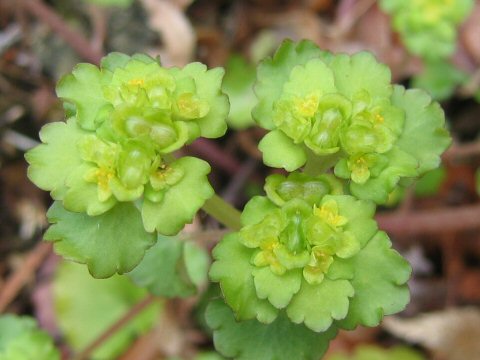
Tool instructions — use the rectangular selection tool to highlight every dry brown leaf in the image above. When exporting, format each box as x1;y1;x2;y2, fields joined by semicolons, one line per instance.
140;0;195;67
384;308;480;360
460;2;480;64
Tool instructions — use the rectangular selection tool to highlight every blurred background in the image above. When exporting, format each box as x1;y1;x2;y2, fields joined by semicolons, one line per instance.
0;0;480;359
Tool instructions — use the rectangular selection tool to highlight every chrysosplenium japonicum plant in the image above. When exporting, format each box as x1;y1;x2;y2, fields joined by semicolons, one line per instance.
26;52;228;277
380;0;473;59
25;40;450;359
253;41;450;203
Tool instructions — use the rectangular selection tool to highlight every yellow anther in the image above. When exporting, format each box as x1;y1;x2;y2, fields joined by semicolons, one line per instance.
128;79;145;87
95;167;114;190
375;113;384;124
261;238;280;251
314;200;348;228
294;94;319;118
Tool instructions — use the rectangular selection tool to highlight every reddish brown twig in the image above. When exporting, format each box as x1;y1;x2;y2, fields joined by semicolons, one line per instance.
377;203;480;236
18;0;103;64
187;138;242;175
444;141;480;161
0;241;52;313
72;295;158;360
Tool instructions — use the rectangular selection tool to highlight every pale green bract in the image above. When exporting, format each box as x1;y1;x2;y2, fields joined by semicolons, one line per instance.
380;0;474;59
210;173;411;336
0;315;60;360
254;40;450;203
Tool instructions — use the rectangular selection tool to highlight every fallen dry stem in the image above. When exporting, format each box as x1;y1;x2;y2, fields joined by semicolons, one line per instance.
72;295;158;360
0;241;52;313
377;203;480;236
18;0;103;64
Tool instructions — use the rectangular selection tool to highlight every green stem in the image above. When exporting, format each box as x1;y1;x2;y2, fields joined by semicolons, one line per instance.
203;194;242;231
303;149;340;176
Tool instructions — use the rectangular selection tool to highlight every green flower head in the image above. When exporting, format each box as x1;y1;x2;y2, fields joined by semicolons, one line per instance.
25;53;227;230
210;174;411;333
25;53;228;277
380;0;474;59
254;40;450;203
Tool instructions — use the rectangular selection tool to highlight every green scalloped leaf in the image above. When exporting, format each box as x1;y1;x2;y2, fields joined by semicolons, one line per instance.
222;55;257;129
44;202;156;278
56;63;111;130
240;196;277;226
414;166;446;197
411;61;468;101
330;52;392;100
259;130;307;171
141;156;214;235
128;235;209;298
286;278;354;332
281;58;336;98
206;299;337;360
53;261;160;359
393;86;451;175
336;231;411;330
209;233;279;323
252;268;302;309
100;52;131;72
0;315;60;360
25;118;87;200
253;39;330;129
171;63;229;138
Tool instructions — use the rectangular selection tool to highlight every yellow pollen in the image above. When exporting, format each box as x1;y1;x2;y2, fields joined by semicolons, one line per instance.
356;157;366;165
295;94;319;117
262;238;280;251
374;113;384;124
314;201;347;228
96;168;114;190
128;79;145;86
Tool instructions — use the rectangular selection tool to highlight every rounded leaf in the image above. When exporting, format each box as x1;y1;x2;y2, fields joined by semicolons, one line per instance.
44;202;156;278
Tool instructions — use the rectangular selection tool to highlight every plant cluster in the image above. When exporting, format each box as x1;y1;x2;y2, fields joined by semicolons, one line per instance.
380;0;474;59
25;39;450;359
0;315;60;360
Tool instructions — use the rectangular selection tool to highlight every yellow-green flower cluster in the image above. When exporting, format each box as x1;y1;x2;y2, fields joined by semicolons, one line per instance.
254;40;450;203
380;0;474;59
210;173;411;333
26;53;229;237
